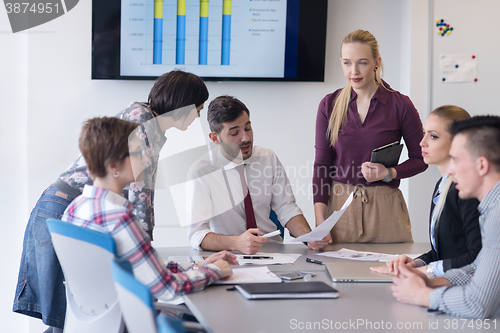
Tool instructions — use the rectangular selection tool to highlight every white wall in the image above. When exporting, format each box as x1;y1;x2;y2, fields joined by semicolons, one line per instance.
0;7;29;333
1;0;437;331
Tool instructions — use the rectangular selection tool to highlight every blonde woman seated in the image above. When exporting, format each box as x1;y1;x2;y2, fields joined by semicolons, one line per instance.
371;106;481;277
62;117;236;301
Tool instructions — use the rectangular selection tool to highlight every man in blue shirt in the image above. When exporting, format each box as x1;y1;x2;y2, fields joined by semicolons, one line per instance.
391;115;500;318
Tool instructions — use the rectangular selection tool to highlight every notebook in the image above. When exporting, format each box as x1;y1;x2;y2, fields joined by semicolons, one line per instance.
325;262;393;283
370;141;404;168
235;282;339;299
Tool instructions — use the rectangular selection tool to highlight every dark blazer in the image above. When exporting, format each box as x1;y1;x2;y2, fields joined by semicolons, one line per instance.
417;178;482;272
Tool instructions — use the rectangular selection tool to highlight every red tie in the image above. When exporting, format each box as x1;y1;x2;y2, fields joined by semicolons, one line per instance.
236;165;257;229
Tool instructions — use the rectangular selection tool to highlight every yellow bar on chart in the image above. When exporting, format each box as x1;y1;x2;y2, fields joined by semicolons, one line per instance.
200;0;209;17
177;0;186;15
223;0;231;15
154;0;163;18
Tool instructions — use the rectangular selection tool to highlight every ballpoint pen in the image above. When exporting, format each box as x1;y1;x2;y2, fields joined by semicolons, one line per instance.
241;256;273;259
306;258;324;265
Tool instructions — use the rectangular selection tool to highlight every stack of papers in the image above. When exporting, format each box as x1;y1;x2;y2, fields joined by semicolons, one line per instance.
315;248;421;262
236;253;301;265
214;266;281;284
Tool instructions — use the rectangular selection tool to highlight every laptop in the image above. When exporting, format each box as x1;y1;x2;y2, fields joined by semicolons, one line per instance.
324;261;393;283
235;281;339;299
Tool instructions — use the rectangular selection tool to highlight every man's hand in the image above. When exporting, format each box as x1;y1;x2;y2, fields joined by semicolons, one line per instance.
307;234;332;251
361;162;389;183
199;250;238;267
234;228;269;254
212;259;233;278
391;265;432;307
370;255;416;275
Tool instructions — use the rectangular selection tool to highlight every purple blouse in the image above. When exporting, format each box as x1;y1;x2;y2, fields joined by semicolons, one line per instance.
313;81;427;205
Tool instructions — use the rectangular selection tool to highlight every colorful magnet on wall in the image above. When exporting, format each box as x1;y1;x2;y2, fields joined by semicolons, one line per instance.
436;19;453;37
474;78;478;82
442;78;446;81
472;55;476;59
455;64;459;68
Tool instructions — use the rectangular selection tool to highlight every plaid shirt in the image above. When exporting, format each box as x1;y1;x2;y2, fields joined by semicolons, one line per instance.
62;185;221;301
429;181;500;318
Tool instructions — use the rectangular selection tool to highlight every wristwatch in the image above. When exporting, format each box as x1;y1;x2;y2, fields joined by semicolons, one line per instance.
383;167;393;182
427;262;436;278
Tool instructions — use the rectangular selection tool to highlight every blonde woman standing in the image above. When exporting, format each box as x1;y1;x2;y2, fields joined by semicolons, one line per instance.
313;29;427;243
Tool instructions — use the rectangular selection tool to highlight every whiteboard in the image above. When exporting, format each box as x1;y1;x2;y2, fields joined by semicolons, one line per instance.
432;0;500;116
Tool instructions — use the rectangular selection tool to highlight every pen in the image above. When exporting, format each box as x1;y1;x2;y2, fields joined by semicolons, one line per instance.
306;258;324;265
241;256;273;259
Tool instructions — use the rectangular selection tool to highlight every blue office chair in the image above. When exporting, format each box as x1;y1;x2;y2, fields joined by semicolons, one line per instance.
46;218;124;333
269;207;284;238
110;258;186;333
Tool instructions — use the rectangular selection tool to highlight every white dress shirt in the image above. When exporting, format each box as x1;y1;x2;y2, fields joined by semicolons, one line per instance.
187;146;303;250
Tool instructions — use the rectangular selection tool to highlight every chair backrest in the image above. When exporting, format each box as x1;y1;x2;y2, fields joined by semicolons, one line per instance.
47;218;124;333
111;258;185;333
269;207;284;238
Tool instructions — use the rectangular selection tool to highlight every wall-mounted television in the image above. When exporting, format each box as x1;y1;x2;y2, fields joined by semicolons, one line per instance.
92;0;328;81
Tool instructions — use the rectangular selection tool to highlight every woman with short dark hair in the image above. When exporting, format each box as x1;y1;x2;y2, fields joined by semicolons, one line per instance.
13;70;208;332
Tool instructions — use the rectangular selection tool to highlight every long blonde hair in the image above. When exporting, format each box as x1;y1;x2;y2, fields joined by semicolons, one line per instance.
429;105;471;222
327;29;385;146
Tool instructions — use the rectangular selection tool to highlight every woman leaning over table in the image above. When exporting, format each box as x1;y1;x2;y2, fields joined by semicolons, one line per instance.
13;70;208;332
371;105;481;277
313;29;427;243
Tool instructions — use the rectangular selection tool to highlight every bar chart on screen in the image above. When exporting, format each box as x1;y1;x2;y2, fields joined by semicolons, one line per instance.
120;0;288;78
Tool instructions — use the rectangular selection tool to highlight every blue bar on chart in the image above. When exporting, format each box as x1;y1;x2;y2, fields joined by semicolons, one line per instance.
176;0;186;65
199;0;209;65
221;0;231;65
153;0;163;64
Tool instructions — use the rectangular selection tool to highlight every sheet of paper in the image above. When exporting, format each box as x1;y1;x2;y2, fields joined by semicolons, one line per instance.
237;253;301;266
155;296;184;306
292;192;354;242
315;248;423;262
439;54;477;82
165;256;205;265
213;266;281;284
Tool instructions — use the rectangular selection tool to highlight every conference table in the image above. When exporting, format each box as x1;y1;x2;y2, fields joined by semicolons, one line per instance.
156;243;500;333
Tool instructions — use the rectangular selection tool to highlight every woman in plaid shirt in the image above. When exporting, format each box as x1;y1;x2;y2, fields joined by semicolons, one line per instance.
63;117;235;301
13;71;211;332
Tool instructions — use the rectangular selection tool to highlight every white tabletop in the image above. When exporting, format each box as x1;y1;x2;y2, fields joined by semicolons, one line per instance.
157;243;500;333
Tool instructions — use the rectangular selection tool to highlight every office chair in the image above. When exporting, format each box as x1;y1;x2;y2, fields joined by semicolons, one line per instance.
111;258;208;333
270;207;301;241
46;218;124;333
269;207;284;238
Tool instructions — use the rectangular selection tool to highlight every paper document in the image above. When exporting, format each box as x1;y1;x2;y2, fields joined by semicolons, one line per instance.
155;296;184;306
165;256;205;264
292;192;354;242
214;266;281;284
315;248;422;262
237;253;301;266
439;54;477;83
